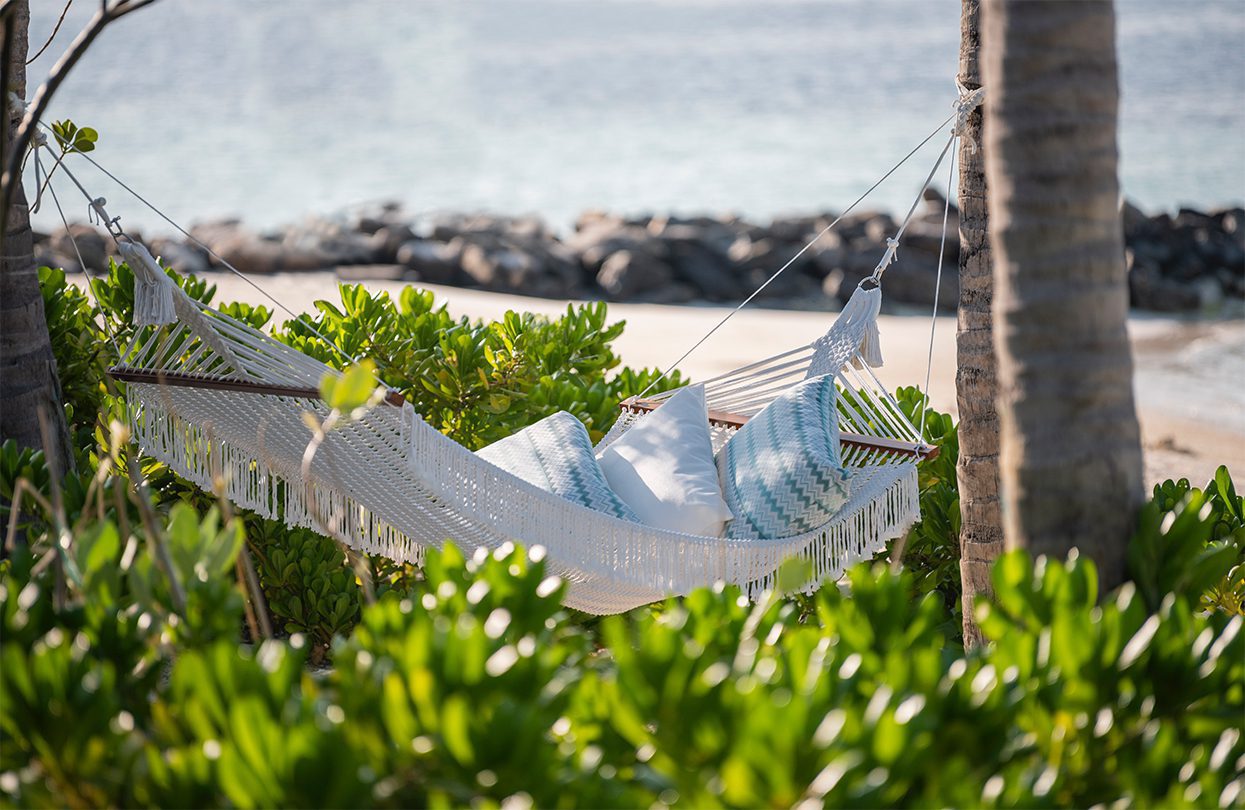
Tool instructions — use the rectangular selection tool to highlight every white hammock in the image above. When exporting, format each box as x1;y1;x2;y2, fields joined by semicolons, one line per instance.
38;90;980;615
108;256;927;614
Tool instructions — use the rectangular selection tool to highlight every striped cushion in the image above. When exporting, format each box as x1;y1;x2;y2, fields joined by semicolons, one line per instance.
717;374;853;539
477;411;638;522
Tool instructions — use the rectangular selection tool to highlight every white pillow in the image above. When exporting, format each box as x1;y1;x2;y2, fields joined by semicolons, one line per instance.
598;384;735;536
476;412;638;522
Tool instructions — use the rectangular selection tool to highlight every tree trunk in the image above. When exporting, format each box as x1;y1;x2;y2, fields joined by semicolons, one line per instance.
982;0;1143;590
1;0;72;472
955;0;1000;648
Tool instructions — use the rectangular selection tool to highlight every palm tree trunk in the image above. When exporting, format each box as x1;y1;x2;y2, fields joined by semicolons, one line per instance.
982;0;1143;590
954;0;1000;648
1;0;72;471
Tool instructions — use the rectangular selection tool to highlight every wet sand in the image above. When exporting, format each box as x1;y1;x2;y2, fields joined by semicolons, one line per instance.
159;271;1245;488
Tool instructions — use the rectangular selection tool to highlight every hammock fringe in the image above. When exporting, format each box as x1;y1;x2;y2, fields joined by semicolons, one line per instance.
129;391;425;566
744;464;919;599
128;384;917;608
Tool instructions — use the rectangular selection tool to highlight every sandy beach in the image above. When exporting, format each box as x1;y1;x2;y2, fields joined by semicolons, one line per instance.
145;270;1236;489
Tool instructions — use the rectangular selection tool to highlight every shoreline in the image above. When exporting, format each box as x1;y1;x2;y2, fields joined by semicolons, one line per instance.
39;198;1245;318
102;269;1244;490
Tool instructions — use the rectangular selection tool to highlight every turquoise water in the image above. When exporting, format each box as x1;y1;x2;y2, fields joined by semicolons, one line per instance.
26;0;1245;235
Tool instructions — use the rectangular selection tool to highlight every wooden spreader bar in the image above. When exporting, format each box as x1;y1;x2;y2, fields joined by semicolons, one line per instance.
621;396;939;461
107;367;407;407
107;370;934;460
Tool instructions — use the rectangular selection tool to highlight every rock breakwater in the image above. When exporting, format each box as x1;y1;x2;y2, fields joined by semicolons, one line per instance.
34;197;1244;314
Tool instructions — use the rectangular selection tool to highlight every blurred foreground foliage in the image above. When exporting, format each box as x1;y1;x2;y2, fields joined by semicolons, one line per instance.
2;448;1242;807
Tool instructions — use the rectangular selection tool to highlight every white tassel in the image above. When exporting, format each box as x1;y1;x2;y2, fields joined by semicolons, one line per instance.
849;286;884;369
119;240;177;327
857;317;884;369
808;285;885;377
127;385;423;566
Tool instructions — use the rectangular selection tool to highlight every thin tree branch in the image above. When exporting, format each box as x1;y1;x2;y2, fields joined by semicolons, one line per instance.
237;545;273;639
4;477;54;553
111;0;158;19
26;0;71;65
125;448;188;615
301;411;378;605
1;0;162;226
37;404;79;607
3;3;106;214
206;423;274;640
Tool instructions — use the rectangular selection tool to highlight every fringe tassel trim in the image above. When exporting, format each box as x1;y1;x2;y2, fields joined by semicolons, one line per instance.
128;391;424;566
743;464;920;601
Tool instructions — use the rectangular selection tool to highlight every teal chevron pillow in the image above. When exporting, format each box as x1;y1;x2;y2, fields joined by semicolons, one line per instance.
717;374;853;539
477;411;639;522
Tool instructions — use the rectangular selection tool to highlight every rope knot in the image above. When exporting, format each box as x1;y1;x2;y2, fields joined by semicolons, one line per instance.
89;197;109;222
6;92;27;120
953;82;986;151
89;197;124;237
870;237;900;281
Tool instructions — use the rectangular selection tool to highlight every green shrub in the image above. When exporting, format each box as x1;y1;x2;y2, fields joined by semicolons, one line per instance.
881;386;962;636
1135;465;1245;616
0;437;124;544
279;283;679;448
0;497;243;808
15;256;1242;807
247;519;361;662
37;266;110;470
4;462;1243;808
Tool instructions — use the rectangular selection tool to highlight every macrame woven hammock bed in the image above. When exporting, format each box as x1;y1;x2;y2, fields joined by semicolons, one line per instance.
35;89;981;615
107;271;927;615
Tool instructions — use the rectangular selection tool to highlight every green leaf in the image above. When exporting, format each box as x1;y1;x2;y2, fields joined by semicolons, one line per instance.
484;393;511;414
78;520;120;575
167;502;206;579
320;360;378;412
1215;465;1241;522
776;556;814;594
202;519;245;577
439;694;475;765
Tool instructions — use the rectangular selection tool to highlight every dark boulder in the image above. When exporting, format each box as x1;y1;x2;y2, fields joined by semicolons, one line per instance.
148;237;211;276
190;220;328;274
460;243;532;290
1128;253;1200;312
33;247;82;275
368;224;417;263
396;239;463;285
47;224;109;273
349;201;405;235
596;249;674;299
666;237;738;301
877;253;959;312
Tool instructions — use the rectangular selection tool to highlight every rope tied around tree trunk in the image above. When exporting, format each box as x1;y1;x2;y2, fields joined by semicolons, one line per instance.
953;82;986;152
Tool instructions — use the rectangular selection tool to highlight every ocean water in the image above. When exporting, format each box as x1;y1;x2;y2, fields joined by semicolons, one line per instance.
26;0;1245;236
